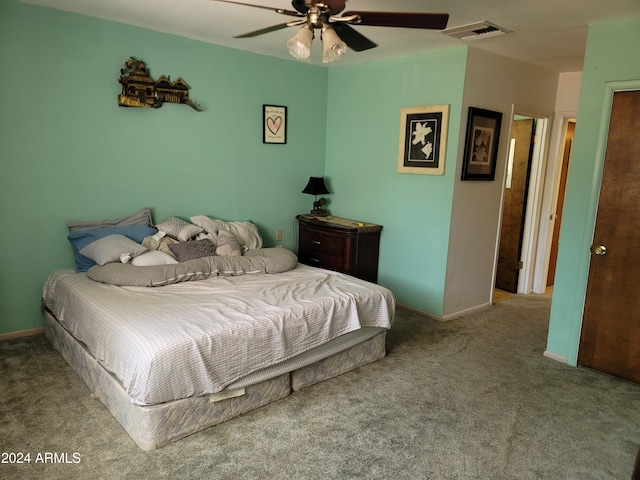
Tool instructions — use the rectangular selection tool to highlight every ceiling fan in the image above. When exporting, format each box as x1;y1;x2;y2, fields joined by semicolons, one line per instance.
211;0;449;63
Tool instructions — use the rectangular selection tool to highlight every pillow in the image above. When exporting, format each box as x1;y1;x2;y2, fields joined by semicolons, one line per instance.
168;239;216;262
87;248;299;287
190;215;263;251
215;229;242;256
68;225;157;272
68;208;152;232
79;234;147;266
142;234;179;259
131;250;178;266
155;216;203;241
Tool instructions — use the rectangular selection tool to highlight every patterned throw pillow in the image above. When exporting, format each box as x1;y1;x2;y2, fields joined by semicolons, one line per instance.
156;216;203;241
141;233;179;258
168;239;216;262
215;229;242;256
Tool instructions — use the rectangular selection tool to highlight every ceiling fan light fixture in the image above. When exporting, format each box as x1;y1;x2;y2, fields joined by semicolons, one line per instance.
213;1;452;64
287;24;314;62
321;24;347;64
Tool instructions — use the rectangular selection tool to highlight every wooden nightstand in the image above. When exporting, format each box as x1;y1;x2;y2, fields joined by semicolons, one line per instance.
296;214;382;283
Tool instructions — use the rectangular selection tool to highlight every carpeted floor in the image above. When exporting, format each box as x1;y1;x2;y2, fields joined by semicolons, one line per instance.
1;292;639;480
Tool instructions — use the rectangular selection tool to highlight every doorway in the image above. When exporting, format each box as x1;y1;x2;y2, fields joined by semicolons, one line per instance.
495;117;535;292
546;121;574;286
494;108;550;294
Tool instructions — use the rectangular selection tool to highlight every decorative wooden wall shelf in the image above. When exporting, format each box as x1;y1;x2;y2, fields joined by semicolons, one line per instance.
118;57;203;112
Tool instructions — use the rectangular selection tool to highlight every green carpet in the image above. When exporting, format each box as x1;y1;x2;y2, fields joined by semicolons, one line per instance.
1;292;639;480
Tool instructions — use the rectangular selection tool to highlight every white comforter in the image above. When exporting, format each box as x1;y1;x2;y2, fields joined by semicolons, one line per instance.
42;264;395;405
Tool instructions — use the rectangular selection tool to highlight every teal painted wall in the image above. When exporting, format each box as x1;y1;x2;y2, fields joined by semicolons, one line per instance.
0;1;328;334
325;49;468;315
546;15;640;365
5;0;633;350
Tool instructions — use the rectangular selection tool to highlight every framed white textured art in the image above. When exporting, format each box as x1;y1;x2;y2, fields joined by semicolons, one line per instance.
398;104;449;175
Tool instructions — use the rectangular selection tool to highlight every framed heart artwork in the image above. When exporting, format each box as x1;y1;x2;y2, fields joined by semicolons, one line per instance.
263;105;287;144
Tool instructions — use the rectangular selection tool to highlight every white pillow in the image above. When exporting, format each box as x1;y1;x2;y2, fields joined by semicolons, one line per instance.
131;250;179;266
79;234;147;266
190;215;263;251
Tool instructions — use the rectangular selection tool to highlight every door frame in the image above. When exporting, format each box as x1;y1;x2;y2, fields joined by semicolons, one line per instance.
532;112;577;293
493;104;553;295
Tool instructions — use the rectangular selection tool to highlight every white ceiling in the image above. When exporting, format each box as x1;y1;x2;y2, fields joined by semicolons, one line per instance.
20;0;640;72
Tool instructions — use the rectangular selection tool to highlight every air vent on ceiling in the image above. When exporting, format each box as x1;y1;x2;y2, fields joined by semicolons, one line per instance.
443;21;512;41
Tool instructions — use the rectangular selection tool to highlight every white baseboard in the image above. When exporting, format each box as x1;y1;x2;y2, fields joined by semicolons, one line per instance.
396;303;443;321
441;302;492;322
0;327;45;341
396;302;493;322
543;350;568;364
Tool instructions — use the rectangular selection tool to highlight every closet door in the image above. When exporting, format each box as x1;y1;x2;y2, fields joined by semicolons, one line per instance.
578;90;640;383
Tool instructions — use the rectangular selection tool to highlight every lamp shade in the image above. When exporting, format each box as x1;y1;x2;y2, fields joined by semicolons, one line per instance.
287;25;313;62
321;25;347;64
302;177;329;196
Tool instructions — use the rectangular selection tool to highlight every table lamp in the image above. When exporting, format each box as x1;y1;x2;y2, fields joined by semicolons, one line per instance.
302;176;330;216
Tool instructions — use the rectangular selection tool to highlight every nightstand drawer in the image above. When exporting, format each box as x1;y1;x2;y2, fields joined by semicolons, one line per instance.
299;229;344;256
296;214;382;283
297;250;344;272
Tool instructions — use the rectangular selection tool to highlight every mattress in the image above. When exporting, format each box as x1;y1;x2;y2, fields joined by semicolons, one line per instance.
42;264;395;406
42;262;395;449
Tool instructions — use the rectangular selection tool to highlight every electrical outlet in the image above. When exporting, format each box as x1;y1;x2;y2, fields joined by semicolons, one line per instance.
276;230;282;242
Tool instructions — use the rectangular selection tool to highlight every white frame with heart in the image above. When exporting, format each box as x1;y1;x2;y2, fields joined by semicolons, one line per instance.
263;104;287;144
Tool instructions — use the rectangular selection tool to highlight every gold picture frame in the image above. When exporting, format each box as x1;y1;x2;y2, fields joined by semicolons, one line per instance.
398;104;449;175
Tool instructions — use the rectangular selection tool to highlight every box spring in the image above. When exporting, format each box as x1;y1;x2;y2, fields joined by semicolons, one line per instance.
44;311;386;451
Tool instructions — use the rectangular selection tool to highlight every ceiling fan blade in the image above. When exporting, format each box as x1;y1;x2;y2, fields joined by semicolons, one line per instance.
234;22;295;38
211;0;301;17
342;11;450;30
331;23;377;52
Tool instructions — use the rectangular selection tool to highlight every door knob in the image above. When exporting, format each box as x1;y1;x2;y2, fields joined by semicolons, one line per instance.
594;245;607;256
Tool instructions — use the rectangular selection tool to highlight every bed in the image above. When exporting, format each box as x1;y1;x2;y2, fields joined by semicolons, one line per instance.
42;210;395;450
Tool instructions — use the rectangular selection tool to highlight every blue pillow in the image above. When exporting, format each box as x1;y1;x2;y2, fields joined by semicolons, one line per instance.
68;225;157;272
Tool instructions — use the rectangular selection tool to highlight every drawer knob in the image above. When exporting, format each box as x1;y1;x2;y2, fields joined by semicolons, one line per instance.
312;240;321;245
310;257;320;263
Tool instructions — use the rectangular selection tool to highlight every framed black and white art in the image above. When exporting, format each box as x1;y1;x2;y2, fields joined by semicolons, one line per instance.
461;107;503;181
398;104;449;175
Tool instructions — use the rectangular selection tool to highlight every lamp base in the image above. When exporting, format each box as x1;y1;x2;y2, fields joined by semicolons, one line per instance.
309;209;329;217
